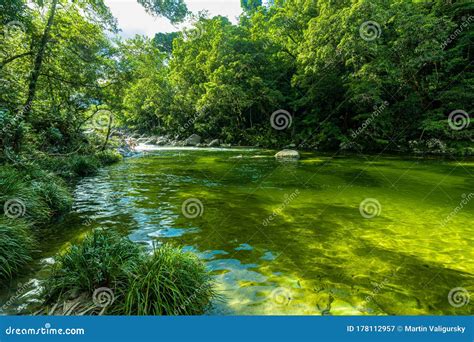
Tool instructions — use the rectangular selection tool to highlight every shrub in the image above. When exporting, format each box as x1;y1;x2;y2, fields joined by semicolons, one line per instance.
0;218;35;282
41;230;215;315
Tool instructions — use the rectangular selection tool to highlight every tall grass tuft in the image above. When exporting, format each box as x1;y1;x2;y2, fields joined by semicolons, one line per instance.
43;229;142;302
41;230;216;315
123;244;216;315
0;218;34;282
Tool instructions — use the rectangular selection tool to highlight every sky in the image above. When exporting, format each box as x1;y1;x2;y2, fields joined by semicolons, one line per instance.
103;0;243;38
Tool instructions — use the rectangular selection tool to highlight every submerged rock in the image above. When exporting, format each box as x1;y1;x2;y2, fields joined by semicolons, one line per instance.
185;134;201;146
275;149;300;160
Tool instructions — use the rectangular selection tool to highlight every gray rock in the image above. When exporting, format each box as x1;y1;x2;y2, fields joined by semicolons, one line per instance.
185;134;201;146
156;137;169;146
208;139;221;147
275;149;300;160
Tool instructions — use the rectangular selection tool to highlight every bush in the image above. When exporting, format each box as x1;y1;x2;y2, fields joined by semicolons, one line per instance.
0;218;35;282
41;230;215;315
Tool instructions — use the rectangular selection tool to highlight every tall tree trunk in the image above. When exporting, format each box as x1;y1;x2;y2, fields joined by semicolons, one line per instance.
23;0;59;117
101;114;113;151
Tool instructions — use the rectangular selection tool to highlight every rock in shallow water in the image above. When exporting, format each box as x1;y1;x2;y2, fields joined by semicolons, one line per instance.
185;134;201;146
208;139;221;147
275;149;300;160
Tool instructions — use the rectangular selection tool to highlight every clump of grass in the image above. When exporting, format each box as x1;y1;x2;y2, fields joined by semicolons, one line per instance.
123;244;215;315
0;217;35;282
0;165;72;224
96;150;123;165
43;230;142;303
41;230;216;315
66;155;100;177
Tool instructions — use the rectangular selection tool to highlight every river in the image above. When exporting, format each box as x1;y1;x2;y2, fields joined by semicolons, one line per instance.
1;147;473;315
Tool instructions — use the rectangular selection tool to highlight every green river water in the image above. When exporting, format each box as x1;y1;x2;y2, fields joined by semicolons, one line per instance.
1;148;473;315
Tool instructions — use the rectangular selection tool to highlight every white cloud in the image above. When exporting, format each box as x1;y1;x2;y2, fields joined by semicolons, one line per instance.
103;0;242;38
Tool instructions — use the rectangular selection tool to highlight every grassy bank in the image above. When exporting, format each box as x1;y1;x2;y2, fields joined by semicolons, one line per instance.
40;230;216;315
0;150;123;284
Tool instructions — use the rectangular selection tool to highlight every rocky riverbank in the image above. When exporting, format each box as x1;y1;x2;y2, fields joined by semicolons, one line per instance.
114;133;234;157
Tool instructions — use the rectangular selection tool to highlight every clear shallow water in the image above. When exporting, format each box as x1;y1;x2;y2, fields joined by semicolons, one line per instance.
1;148;473;315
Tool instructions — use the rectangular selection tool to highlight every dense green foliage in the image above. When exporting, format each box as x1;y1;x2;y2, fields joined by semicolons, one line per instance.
42;230;216;315
0;0;188;285
118;0;472;153
1;0;472;157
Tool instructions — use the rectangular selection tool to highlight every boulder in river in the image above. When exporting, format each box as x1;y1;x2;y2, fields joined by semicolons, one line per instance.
185;134;201;146
208;139;220;147
156;137;169;146
275;149;300;160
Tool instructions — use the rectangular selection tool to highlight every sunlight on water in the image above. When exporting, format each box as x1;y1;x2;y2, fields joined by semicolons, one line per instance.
1;149;473;315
